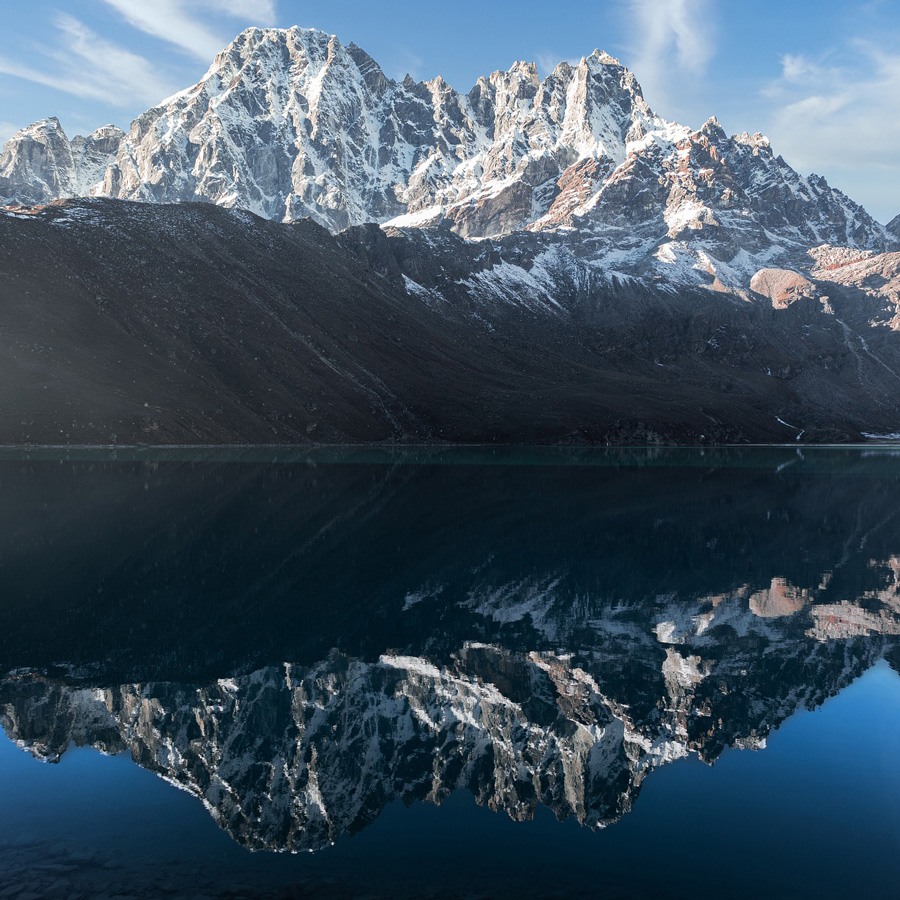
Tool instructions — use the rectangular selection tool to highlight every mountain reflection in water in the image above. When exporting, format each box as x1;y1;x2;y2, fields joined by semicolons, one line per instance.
0;447;898;858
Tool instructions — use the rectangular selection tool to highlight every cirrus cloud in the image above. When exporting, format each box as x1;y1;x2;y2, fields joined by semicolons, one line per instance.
0;14;177;108
762;40;900;221
99;0;278;61
626;0;716;110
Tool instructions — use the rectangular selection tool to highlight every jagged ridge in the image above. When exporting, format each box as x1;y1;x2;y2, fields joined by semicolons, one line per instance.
0;27;895;291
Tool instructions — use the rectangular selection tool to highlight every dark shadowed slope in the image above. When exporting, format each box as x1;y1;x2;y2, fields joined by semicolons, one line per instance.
1;198;899;445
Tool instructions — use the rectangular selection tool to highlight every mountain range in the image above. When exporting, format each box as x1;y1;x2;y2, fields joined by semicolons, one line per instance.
1;27;899;444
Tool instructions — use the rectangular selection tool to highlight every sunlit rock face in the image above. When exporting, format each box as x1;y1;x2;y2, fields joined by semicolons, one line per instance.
808;248;900;329
887;214;900;243
0;118;123;206
749;269;818;309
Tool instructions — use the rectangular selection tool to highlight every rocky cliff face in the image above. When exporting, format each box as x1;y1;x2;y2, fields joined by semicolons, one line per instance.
888;214;900;242
0;28;894;291
0;118;123;206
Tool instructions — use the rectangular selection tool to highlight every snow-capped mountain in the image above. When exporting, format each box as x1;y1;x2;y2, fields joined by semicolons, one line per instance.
0;118;122;206
1;28;900;445
0;27;895;290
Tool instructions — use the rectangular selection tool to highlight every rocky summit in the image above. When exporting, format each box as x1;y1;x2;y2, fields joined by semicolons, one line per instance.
0;28;899;445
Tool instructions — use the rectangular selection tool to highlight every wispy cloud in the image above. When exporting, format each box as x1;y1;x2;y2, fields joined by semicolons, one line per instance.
765;42;900;170
100;0;278;61
0;14;177;107
385;48;425;83
626;0;716;109
761;40;900;220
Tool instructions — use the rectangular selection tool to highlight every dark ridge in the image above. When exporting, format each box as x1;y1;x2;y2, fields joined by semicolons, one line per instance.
1;197;898;446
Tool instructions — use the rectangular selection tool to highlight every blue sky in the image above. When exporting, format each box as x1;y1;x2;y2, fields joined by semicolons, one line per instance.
1;0;898;221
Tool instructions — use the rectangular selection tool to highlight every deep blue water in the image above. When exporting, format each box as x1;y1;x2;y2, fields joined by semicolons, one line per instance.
0;447;897;898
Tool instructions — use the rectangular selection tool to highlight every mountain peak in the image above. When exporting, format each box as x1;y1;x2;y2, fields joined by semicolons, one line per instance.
887;213;900;242
231;24;335;44
735;130;771;150
0;117;74;206
209;25;340;70
86;124;125;140
13;116;65;138
699;115;725;136
588;49;621;66
507;59;540;80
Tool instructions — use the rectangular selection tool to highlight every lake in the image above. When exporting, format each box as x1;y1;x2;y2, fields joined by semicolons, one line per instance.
0;447;898;898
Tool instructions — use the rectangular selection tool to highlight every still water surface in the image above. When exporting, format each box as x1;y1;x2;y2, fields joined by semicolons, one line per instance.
0;447;897;898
